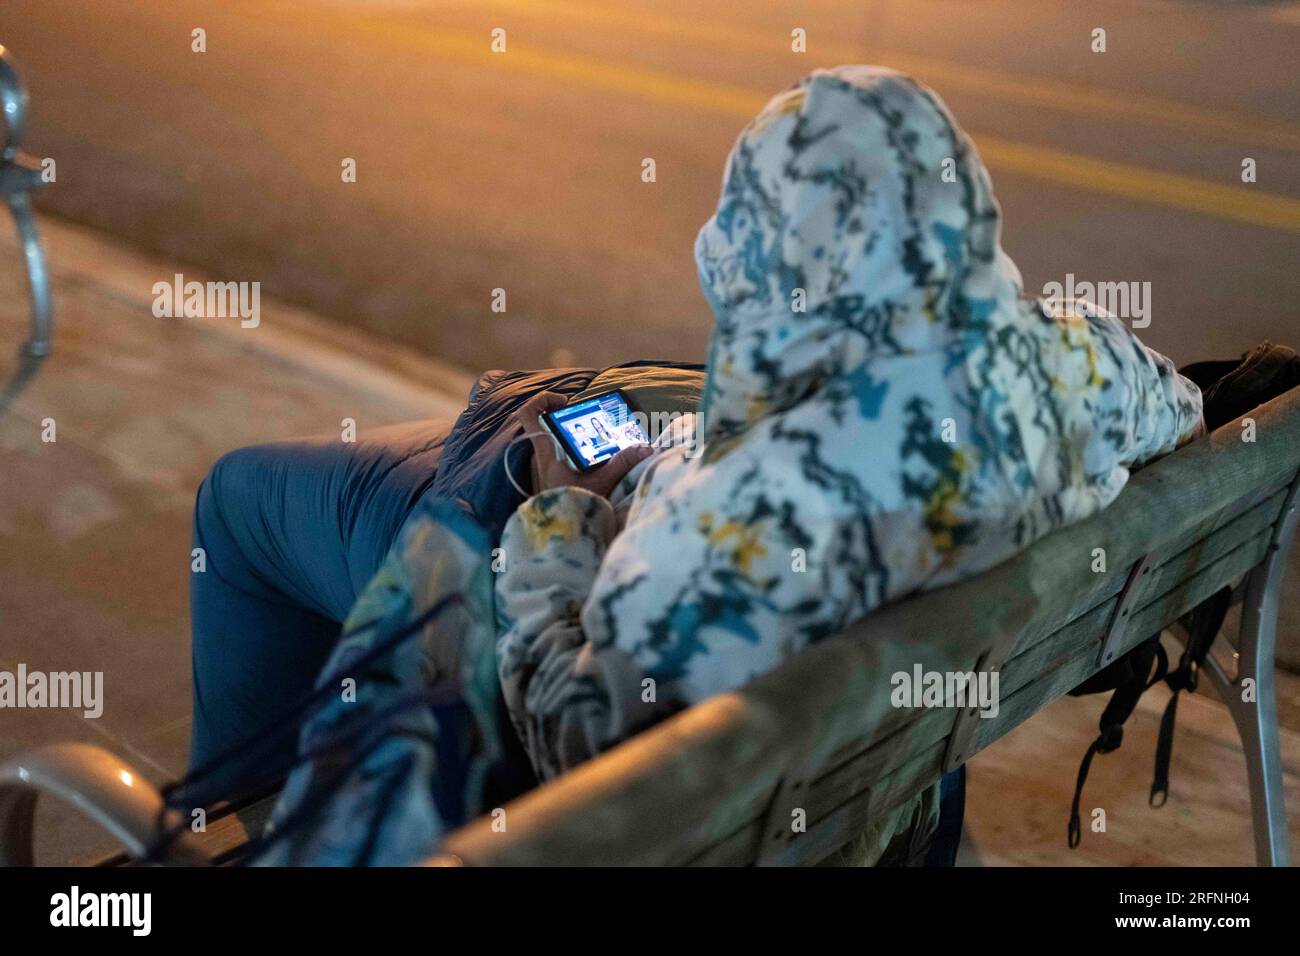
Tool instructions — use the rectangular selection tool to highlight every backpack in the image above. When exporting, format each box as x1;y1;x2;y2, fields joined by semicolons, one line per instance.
1066;587;1232;847
1066;343;1300;848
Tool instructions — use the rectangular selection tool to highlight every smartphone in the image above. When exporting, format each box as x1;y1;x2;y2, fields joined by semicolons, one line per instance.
540;389;648;472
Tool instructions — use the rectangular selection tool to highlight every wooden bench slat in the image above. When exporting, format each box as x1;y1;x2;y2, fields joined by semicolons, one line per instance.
781;501;1285;840
751;523;1276;865
977;528;1273;753
783;529;1271;854
691;737;950;867
998;492;1284;695
1130;529;1273;644
808;708;952;813
793;741;948;866
999;598;1116;699
997;479;1288;667
1155;483;1287;573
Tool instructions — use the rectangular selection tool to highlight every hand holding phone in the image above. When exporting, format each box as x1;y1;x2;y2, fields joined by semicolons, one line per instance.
517;391;652;499
541;389;649;471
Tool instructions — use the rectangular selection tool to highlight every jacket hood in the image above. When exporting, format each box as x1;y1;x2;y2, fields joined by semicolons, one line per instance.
694;65;1029;445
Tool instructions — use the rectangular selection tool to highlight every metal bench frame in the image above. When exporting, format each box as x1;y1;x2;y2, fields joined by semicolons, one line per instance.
1;44;53;413
2;390;1297;866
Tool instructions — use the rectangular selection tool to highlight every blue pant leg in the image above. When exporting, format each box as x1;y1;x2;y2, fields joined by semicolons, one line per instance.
187;421;448;799
924;766;967;866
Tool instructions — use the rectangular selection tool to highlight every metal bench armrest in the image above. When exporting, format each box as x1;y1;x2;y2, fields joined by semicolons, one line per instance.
0;743;208;865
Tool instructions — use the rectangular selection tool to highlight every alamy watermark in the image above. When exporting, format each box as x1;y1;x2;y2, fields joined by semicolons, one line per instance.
0;664;103;718
1042;273;1151;328
50;886;150;936
891;664;999;718
152;273;260;328
631;409;704;459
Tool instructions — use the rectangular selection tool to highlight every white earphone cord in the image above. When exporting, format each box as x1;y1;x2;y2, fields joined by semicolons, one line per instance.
504;429;667;501
504;430;550;498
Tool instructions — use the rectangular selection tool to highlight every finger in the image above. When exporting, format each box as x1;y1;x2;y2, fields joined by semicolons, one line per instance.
524;429;560;471
613;442;654;464
514;391;568;454
514;390;566;428
509;395;566;473
595;443;654;487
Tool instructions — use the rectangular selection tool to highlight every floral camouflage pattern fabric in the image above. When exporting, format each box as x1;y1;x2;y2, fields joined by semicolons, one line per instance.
496;66;1203;784
256;499;499;866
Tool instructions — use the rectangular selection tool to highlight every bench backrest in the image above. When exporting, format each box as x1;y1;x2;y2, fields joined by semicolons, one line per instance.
435;387;1300;866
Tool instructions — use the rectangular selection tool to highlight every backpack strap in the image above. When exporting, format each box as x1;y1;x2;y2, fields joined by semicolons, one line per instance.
1149;587;1232;807
1068;638;1165;847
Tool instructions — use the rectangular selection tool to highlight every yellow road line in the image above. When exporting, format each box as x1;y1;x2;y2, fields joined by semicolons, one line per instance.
491;0;1300;153
973;139;1300;234
340;15;1300;233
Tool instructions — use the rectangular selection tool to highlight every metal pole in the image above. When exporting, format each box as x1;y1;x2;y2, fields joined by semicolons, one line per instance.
0;44;53;413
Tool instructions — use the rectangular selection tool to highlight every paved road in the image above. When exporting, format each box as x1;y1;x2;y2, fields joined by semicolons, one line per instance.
3;0;1298;372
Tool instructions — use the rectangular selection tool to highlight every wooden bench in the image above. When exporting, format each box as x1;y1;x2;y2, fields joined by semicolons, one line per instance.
3;387;1297;866
432;386;1300;867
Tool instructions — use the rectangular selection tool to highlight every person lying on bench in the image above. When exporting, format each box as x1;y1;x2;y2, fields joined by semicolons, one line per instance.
188;67;1202;863
492;66;1203;860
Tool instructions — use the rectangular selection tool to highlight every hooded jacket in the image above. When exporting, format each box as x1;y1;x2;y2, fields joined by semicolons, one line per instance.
495;66;1203;783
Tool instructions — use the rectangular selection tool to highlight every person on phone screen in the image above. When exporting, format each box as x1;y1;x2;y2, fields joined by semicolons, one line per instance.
571;422;599;456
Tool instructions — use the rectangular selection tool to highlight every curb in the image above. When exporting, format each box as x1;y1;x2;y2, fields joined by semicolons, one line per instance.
5;212;478;420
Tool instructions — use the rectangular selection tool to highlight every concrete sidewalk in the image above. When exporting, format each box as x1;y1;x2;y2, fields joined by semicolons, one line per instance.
1;215;1297;865
0;213;474;863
